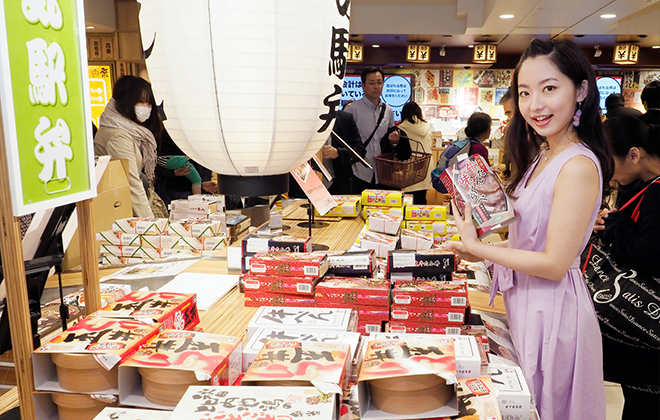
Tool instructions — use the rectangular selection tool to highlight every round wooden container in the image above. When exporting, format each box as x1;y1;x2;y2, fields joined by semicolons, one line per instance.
139;368;211;407
51;393;116;420
368;375;453;415
51;353;118;392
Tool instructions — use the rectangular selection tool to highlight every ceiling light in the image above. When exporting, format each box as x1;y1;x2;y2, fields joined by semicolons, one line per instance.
653;45;660;49
499;14;514;19
594;45;602;58
600;14;616;19
372;44;380;48
468;44;474;48
439;44;446;57
86;25;94;29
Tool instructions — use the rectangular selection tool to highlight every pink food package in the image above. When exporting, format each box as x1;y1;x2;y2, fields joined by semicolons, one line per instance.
440;154;519;238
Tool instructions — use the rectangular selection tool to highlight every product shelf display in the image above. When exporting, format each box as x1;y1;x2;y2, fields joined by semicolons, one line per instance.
2;200;533;420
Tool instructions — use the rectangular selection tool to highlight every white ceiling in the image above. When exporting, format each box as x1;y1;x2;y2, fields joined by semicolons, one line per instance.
351;0;660;53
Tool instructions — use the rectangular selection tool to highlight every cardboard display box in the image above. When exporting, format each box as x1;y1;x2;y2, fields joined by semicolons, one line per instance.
89;291;199;330
318;195;362;217
325;249;377;277
33;317;160;394
249;252;328;278
358;336;458;419
120;330;242;409
242;274;320;296
388;320;463;335
390;305;465;325
392;281;468;308
361;190;404;208
387;249;456;274
488;365;532;420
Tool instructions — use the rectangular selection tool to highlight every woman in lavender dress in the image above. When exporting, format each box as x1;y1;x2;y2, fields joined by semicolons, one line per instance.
448;39;614;420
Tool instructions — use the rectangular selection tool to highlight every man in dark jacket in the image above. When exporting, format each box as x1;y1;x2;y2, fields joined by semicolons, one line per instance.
604;93;642;119
321;110;362;194
640;80;660;125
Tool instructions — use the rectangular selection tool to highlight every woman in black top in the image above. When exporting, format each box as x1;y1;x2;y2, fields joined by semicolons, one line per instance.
595;116;660;419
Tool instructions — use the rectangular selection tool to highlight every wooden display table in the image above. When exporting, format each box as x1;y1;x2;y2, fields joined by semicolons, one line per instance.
0;200;505;415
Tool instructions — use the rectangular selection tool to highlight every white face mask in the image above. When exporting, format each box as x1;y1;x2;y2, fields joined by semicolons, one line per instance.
134;105;152;123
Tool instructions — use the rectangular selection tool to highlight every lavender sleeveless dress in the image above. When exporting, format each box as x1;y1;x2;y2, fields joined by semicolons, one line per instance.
490;143;606;420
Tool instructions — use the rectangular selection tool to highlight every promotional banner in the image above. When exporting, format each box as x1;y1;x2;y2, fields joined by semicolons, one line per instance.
0;0;95;215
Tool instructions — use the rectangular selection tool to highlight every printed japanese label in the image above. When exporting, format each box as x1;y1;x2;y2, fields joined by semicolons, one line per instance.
392;252;416;268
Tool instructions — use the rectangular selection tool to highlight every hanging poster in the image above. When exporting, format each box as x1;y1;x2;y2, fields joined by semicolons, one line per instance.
495;88;508;106
437;105;459;119
88;65;112;128
421;104;437;121
453;70;474;87
440;69;453;87
439;88;450;104
473;71;495;87
479;88;494;106
0;0;96;215
448;88;463;105
427;87;439;104
464;88;479;105
495;70;512;88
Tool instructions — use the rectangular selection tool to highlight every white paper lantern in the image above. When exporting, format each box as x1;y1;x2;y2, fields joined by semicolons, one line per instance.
138;0;350;195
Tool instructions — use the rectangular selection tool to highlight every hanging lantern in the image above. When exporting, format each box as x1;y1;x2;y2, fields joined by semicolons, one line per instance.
613;44;639;65
473;44;497;64
138;1;350;195
406;44;430;63
348;43;363;62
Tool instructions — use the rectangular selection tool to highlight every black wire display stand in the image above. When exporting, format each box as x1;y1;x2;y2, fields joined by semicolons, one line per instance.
297;201;330;251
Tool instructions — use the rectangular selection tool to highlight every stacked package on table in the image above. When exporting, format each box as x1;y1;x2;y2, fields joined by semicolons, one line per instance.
99;217;167;265
119;330;242;409
325;249;377;277
225;210;251;243
390;279;468;335
245;306;358;342
243;252;327;307
387;249;456;281
168;195;224;222
243;327;362;382
316;194;362;217
357;190;405;257
99;216;226;265
240;233;312;273
403;204;451;244
88;291;200;331
242;339;351;394
315;277;390;335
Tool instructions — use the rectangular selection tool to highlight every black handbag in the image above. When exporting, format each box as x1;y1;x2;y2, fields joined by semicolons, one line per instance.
581;180;660;349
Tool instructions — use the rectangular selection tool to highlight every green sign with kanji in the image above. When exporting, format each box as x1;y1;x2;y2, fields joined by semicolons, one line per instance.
0;0;95;215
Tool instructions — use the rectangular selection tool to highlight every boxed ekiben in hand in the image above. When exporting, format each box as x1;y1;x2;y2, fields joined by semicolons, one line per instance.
440;154;518;239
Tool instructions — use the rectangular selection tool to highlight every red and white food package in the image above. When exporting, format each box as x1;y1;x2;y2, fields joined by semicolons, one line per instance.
440;154;518;238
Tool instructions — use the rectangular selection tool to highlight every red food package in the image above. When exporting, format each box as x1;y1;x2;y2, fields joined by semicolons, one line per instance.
440;154;519;238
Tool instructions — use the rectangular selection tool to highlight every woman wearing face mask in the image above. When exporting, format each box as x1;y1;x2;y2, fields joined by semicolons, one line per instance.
94;76;162;217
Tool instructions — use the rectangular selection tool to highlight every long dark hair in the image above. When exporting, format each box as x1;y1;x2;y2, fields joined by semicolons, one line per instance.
112;75;163;137
504;39;613;196
604;116;660;159
400;101;426;124
465;112;491;139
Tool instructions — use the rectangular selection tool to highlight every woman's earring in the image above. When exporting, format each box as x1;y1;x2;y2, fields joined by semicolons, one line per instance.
572;102;582;127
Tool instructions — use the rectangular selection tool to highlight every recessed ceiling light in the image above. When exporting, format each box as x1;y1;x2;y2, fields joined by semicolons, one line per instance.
500;14;514;19
86;25;94;29
468;45;474;48
372;44;380;48
600;13;616;19
652;45;660;49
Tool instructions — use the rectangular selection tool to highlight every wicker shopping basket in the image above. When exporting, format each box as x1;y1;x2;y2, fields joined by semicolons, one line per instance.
375;140;431;189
